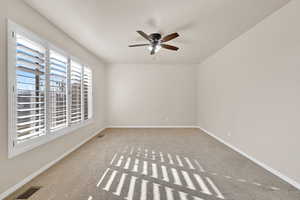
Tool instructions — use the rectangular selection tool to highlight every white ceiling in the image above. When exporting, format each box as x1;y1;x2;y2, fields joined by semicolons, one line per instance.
24;0;290;64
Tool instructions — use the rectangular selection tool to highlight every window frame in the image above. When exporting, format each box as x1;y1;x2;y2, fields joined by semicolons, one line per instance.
7;20;94;158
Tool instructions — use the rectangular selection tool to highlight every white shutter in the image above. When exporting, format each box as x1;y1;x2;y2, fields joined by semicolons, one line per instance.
70;60;82;124
49;50;68;131
15;34;46;142
83;67;92;120
8;22;97;157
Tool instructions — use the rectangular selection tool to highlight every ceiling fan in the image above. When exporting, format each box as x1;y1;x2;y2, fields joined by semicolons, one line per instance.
129;31;179;55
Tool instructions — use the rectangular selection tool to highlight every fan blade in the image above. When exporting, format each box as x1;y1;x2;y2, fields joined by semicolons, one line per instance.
161;32;179;42
161;44;179;51
128;44;150;47
128;44;149;47
137;30;151;41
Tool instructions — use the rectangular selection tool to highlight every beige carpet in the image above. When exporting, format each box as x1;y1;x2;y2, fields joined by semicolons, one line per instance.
6;128;300;200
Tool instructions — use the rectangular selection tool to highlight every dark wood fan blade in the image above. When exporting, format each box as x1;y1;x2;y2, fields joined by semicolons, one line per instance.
161;32;179;42
128;44;149;47
161;44;179;51
137;30;151;41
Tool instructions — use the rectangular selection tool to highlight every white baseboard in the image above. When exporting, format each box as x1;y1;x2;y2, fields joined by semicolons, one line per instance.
197;126;300;190
108;125;199;128
0;127;107;200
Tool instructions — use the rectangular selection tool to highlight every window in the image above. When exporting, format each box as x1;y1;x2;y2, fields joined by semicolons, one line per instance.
7;21;93;158
70;61;83;124
49;50;68;131
83;67;92;120
15;34;46;142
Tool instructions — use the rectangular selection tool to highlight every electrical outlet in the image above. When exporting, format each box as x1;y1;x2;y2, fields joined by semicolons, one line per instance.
227;131;232;137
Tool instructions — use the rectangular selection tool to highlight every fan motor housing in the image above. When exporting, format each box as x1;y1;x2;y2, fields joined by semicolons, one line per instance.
149;33;162;41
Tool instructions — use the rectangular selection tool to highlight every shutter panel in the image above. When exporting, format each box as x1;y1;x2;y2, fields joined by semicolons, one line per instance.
83;67;92;120
70;60;82;124
49;50;68;131
15;34;46;142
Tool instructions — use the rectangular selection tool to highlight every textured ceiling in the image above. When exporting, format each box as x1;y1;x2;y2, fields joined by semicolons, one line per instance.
24;0;290;64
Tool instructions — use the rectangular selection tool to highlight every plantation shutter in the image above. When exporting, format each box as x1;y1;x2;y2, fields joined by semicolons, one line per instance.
70;60;82;124
15;34;46;142
83;67;92;120
49;50;68;131
8;22;96;157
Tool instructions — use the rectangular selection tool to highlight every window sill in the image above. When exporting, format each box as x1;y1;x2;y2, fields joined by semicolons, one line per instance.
8;119;94;159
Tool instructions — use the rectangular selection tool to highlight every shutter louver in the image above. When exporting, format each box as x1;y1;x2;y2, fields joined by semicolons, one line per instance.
83;67;92;120
15;34;46;142
49;50;68;131
70;61;82;124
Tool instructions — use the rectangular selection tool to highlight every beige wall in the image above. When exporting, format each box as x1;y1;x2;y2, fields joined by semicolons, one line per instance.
197;0;300;184
0;0;107;195
108;64;197;127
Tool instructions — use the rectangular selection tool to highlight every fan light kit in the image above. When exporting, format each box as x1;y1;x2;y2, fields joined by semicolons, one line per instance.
148;44;161;53
129;31;179;55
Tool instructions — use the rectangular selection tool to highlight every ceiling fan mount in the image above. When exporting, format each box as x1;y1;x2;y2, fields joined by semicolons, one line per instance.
129;30;179;55
149;33;162;41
